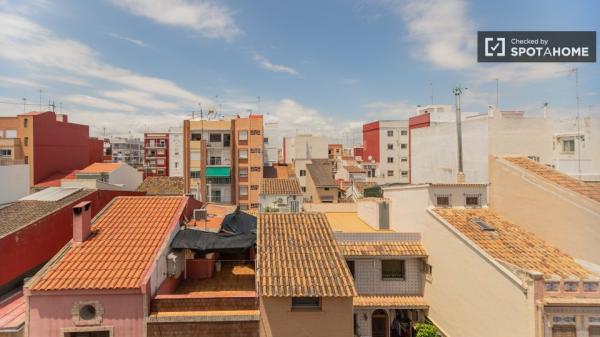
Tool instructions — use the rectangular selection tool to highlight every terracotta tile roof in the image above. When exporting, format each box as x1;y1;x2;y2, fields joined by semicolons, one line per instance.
504;156;600;203
306;159;336;187
337;241;427;257
78;162;122;173
0;291;25;331
353;295;428;309
0;189;95;239
187;204;237;231
137;176;184;195
260;178;302;195
30;196;187;291
344;165;365;173
257;213;356;297
433;208;591;279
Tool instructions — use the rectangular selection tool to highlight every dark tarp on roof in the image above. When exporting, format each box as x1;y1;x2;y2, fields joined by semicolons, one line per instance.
171;207;256;253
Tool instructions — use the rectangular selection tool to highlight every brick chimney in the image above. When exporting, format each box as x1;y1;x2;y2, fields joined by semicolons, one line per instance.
73;201;92;244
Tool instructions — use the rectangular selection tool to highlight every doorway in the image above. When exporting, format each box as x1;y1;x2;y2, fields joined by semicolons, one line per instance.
552;326;576;337
372;309;388;337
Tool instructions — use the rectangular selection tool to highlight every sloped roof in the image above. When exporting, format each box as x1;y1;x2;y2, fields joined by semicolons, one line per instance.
306;159;336;187
260;178;302;195
137;176;184;195
344;165;365;173
257;213;356;297
30;196;187;291
354;295;428;309
433;208;591;279
337;241;427;257
504;156;600;203
0;189;95;239
78;162;122;174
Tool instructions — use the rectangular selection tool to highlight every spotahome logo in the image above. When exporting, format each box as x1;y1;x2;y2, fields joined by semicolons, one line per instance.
478;31;596;62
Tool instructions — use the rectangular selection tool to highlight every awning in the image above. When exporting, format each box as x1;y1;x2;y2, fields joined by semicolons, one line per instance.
206;167;231;177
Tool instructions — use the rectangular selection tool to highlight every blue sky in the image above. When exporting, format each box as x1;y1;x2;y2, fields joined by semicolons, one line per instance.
0;0;598;144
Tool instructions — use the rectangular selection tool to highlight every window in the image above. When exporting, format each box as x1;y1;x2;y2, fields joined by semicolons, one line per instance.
562;138;575;153
250;166;261;172
264;137;269;144
251;203;260;209
209;156;222;165
387;130;393;137
346;260;355;279
387;144;393;150
401;157;408;162
191;151;200;161
157;159;165;166
238;130;248;141
24;137;28;146
239;204;249;210
157;169;165;175
466;196;480;207
401;171;408;177
209;133;222;142
291;297;321;310
387;157;393;163
239;149;248;159
401;130;407;136
301;186;306;192
250;129;261;136
251;184;259;190
250;148;261;153
190;170;201;179
324;187;330;191
387;170;394;176
0;149;11;157
23;118;28;128
240;167;248;178
239;186;248;196
381;260;405;280
564;282;578;292
436;196;450;207
223;134;231;147
207;177;230;185
583;282;599;292
299;169;306;176
400;143;407;149
5;130;17;138
545;281;560;292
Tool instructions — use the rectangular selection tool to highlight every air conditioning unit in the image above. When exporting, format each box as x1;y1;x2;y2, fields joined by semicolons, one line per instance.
194;208;208;221
167;252;183;278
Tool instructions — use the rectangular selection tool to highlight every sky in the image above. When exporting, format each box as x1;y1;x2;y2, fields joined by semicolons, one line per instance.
0;0;598;145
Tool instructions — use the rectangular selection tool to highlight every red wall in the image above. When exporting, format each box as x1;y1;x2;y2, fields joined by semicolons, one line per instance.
32;112;102;185
408;113;431;183
0;190;145;289
353;147;364;160
362;121;380;163
88;138;104;164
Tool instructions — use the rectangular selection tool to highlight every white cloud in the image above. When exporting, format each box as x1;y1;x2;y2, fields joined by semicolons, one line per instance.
363;100;417;119
101;90;179;110
108;32;146;47
0;75;41;88
109;0;242;41
63;94;136;112
0;12;212;107
254;54;299;76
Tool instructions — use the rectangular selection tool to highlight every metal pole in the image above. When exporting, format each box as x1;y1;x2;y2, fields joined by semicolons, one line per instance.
453;86;464;181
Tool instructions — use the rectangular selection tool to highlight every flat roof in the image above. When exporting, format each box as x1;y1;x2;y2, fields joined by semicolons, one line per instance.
325;212;378;233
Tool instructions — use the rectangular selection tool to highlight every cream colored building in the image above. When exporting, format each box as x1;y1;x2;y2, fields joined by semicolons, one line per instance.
489;156;600;268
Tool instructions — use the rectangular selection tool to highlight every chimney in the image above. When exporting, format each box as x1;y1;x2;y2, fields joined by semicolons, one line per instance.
73;201;92;244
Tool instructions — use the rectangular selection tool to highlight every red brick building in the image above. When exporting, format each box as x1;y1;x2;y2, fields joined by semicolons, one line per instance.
144;133;169;178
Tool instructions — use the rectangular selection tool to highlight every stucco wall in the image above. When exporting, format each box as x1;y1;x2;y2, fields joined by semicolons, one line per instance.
259;297;353;337
422;210;536;337
110;164;143;190
489;156;600;265
27;292;144;337
0;164;29;204
384;187;430;232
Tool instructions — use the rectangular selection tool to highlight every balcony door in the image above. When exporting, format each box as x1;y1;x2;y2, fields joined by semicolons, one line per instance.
372;309;388;337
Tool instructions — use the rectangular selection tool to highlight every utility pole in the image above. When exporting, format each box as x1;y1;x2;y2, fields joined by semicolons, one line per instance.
453;86;467;183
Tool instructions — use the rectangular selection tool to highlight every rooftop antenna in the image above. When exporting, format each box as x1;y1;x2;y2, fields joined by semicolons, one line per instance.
453;85;468;183
429;83;434;105
49;100;56;112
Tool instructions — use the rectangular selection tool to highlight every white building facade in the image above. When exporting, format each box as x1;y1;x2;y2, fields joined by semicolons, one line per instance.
168;127;184;177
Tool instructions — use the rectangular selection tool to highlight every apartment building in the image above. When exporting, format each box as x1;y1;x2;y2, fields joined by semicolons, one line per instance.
183;115;264;209
306;159;339;203
328;143;343;160
109;136;144;168
263;122;279;165
144;132;169;178
283;134;328;196
0;111;104;189
168;127;183;177
362;120;410;184
409;107;600;184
